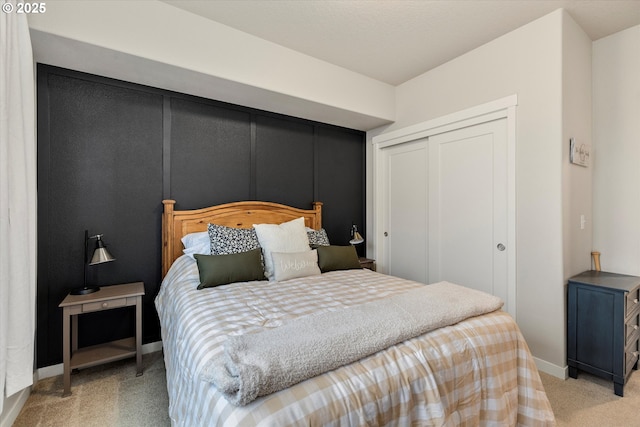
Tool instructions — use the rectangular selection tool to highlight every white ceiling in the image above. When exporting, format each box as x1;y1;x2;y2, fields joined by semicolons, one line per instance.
162;0;640;86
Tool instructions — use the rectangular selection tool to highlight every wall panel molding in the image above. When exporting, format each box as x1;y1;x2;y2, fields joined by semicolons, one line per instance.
36;64;365;367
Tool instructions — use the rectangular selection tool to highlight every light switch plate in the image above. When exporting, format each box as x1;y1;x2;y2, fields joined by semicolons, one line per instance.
570;138;590;167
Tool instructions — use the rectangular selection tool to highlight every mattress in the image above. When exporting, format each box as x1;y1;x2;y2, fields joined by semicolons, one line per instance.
155;255;555;426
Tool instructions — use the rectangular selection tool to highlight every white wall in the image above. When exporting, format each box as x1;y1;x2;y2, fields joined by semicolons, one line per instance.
369;9;587;374
561;12;593;284
27;0;395;131
592;25;640;275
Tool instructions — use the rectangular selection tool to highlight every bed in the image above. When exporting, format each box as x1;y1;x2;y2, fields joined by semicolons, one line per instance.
155;199;555;426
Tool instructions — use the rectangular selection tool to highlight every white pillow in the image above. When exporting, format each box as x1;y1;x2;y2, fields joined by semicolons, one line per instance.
253;217;311;281
271;250;321;281
181;231;210;258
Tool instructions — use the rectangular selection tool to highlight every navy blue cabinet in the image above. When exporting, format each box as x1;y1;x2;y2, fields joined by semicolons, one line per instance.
567;271;640;396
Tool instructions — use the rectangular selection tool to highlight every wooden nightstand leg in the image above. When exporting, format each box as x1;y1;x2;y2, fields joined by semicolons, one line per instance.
71;313;78;353
62;308;71;397
135;295;143;377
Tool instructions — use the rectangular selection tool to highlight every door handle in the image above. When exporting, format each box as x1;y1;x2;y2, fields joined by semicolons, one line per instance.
497;243;506;251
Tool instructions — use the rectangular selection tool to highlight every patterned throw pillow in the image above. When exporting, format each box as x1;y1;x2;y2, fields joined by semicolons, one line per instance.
207;223;261;255
306;228;330;246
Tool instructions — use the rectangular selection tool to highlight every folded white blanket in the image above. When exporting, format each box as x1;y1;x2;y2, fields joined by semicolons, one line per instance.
201;281;503;406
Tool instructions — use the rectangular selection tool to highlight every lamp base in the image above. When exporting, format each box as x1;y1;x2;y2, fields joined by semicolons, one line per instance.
70;286;101;295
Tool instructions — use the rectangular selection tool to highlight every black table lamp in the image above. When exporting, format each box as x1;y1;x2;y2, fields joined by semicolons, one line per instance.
72;230;116;295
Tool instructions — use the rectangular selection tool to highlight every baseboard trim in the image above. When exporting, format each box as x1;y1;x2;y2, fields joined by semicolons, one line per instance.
534;356;567;379
142;340;163;354
0;386;31;427
36;340;163;380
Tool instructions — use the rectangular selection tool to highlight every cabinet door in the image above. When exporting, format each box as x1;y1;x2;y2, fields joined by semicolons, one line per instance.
575;287;616;371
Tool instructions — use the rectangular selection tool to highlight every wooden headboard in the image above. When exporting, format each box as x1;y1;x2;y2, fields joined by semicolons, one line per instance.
162;200;323;277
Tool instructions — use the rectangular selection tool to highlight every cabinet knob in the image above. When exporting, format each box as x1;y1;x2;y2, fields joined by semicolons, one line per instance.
102;302;108;308
634;299;638;304
634;325;639;330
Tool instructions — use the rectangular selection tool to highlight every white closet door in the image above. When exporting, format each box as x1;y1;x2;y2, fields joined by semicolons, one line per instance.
428;119;509;312
381;139;428;283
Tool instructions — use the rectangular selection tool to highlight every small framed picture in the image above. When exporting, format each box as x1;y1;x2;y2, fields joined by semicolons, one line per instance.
570;138;590;167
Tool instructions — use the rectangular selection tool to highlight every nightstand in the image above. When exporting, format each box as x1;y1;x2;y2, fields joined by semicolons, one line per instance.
567;271;640;396
359;257;375;271
59;281;145;397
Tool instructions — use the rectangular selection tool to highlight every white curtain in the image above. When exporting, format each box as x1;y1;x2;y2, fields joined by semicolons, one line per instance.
0;1;37;413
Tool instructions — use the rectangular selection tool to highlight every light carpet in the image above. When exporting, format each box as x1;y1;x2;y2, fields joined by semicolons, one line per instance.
13;350;640;426
13;351;170;427
540;369;640;427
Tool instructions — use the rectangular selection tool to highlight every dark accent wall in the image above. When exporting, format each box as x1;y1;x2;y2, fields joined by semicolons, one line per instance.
36;64;365;368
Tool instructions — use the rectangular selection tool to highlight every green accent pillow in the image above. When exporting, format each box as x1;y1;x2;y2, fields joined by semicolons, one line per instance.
194;249;264;289
316;245;362;273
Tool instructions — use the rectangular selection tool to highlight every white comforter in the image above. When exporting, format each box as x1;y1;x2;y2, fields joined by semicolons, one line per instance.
156;255;555;426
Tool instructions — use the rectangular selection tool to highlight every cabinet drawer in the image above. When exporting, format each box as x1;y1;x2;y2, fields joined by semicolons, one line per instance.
626;312;640;343
626;288;640;315
82;298;127;313
626;346;639;377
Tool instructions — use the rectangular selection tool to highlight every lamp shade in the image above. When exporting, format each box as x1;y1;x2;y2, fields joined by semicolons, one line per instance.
90;247;116;264
89;235;115;265
72;231;116;295
349;225;364;245
349;231;364;245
